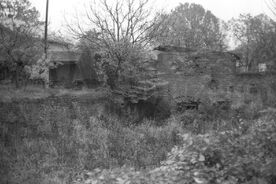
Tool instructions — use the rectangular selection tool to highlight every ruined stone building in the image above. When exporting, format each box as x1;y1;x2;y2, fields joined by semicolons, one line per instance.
48;40;81;87
152;46;276;110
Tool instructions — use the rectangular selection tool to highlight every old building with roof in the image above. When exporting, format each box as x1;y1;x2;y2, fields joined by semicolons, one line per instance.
47;40;82;88
48;51;81;87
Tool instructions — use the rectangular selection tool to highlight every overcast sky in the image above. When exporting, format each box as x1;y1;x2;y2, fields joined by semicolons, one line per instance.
29;0;273;35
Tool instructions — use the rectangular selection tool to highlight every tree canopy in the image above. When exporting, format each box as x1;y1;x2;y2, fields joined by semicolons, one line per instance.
151;3;227;50
229;13;276;70
69;0;160;89
0;0;43;87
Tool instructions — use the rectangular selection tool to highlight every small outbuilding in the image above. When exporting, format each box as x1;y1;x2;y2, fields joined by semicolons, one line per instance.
48;51;81;88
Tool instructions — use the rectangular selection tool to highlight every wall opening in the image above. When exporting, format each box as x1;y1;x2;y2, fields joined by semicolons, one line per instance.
208;79;219;90
249;84;258;95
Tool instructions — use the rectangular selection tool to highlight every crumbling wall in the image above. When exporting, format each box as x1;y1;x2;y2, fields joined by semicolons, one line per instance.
155;48;236;107
154;46;276;110
49;63;80;88
110;79;172;121
233;74;276;106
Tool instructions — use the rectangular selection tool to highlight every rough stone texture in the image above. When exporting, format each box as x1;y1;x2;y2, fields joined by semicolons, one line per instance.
233;73;276;106
154;46;276;109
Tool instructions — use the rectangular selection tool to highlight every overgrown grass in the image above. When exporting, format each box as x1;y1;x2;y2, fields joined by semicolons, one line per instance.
0;84;108;102
0;103;183;184
1;88;275;184
72;111;276;184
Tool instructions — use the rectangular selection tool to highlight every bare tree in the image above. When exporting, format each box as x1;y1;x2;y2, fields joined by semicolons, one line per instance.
68;0;159;45
229;13;276;70
266;0;276;17
67;0;161;88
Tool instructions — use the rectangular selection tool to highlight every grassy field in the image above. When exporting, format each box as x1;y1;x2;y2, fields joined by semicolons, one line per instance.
0;84;109;102
1;84;276;184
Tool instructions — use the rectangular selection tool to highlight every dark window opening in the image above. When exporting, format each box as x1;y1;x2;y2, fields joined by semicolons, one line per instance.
177;101;200;112
229;86;234;92
94;53;101;62
240;86;244;93
208;79;219;90
213;100;231;110
176;97;201;112
249;84;258;94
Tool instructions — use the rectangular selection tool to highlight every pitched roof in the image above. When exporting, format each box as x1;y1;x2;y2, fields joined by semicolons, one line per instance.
48;51;80;63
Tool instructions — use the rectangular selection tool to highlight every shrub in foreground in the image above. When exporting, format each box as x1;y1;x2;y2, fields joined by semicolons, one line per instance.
73;117;276;184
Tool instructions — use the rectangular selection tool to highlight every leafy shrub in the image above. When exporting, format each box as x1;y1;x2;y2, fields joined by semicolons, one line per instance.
73;116;276;184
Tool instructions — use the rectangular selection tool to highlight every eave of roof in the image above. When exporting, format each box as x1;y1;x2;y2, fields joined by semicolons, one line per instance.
48;51;81;63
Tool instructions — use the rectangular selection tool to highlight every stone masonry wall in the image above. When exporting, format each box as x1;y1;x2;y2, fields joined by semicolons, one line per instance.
154;47;276;109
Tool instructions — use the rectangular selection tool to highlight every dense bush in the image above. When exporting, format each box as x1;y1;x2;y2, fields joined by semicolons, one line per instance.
73;113;276;184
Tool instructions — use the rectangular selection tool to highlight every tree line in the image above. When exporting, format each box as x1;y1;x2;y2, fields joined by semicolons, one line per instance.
1;0;276;88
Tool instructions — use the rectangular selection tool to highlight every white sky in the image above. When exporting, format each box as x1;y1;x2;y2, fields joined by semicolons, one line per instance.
29;0;273;36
